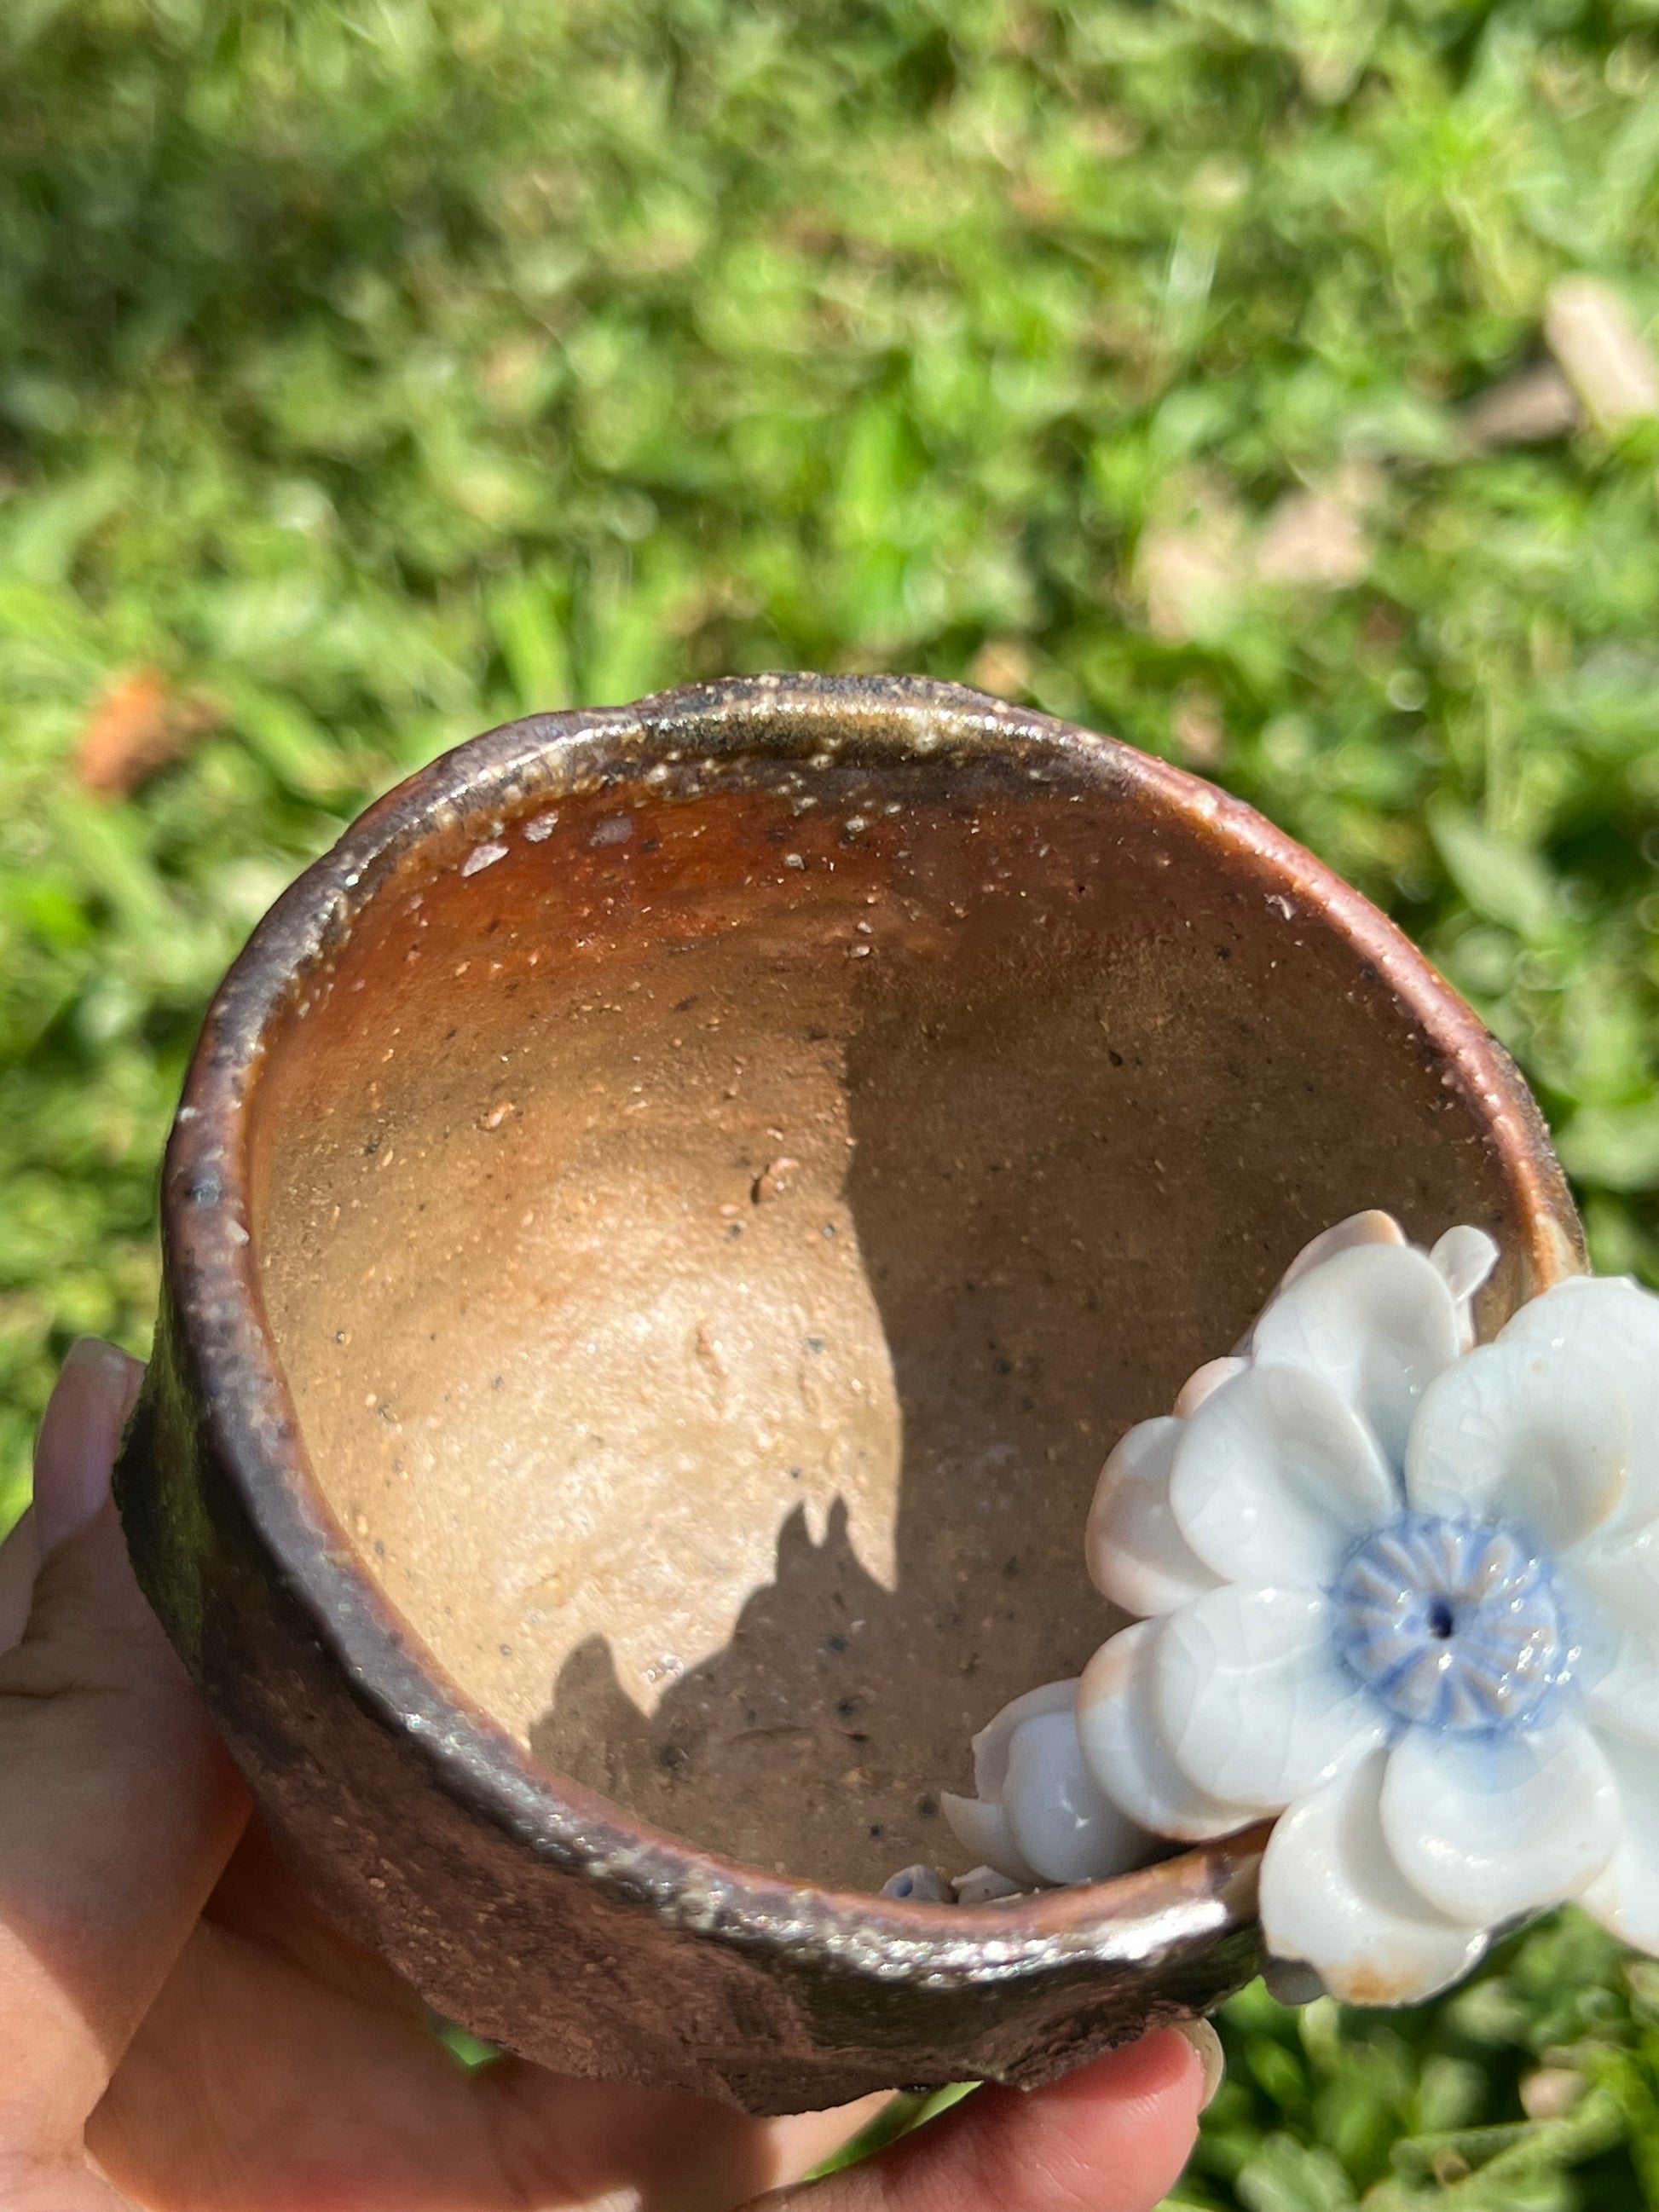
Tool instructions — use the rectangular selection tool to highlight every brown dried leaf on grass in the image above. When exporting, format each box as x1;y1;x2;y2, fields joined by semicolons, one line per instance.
75;667;220;798
1254;489;1371;588
1136;465;1378;641
1545;277;1659;430
1460;366;1580;449
1171;682;1226;769
1519;2065;1586;2121
968;638;1033;697
1135;478;1249;643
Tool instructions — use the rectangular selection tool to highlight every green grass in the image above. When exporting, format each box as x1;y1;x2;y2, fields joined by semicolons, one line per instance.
6;0;1659;2198
815;1909;1659;2206
1183;1911;1659;2209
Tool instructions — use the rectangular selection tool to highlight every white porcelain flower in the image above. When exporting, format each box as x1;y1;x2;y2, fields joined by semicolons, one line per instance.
1078;1213;1659;2005
940;1679;1157;1889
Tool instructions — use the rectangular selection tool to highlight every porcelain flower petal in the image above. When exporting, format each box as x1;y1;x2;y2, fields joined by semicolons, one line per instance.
1258;1747;1488;2006
1173;1355;1249;1418
1077;1624;1246;1841
1379;1716;1621;1926
1500;1274;1659;1536
1086;1418;1223;1618
970;1679;1078;1802
1562;1533;1659;1745
943;1679;1075;1885
1261;1211;1494;1354
1003;1707;1155;1885
1582;1732;1659;1954
1273;1209;1408;1295
939;1791;1036;1887
1152;1585;1389;1811
1250;1242;1463;1466
942;1680;1156;1887
1170;1363;1398;1588
1404;1337;1629;1552
1429;1226;1500;1346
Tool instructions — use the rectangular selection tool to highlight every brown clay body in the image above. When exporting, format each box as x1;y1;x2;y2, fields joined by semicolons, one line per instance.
117;674;1582;2113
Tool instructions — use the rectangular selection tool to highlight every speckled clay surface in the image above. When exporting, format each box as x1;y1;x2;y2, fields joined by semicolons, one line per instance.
115;674;1582;2112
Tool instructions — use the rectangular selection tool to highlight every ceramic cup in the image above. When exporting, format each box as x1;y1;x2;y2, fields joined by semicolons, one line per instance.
116;674;1581;2113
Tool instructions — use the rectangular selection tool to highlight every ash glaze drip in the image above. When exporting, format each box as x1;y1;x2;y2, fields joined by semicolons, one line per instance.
1331;1515;1577;1735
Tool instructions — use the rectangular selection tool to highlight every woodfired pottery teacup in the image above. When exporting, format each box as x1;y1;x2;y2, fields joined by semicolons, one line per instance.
116;674;1581;2113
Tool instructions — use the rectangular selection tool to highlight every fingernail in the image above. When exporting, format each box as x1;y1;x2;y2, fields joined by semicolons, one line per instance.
1171;2018;1225;2111
33;1338;145;1559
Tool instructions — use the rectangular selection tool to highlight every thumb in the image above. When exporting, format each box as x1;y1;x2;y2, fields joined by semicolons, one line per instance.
750;2027;1216;2212
0;1340;248;2172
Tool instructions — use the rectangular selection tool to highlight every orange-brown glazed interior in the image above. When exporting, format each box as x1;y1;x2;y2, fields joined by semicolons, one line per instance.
246;742;1552;1892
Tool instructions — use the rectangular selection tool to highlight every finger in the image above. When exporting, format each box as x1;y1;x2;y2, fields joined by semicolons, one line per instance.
95;1896;879;2212
749;2028;1211;2212
757;2094;898;2190
34;1340;143;1556
0;1509;41;1655
0;1314;143;1657
93;1785;877;2209
478;2063;889;2211
201;1816;435;2020
93;1810;880;2212
0;1341;249;2171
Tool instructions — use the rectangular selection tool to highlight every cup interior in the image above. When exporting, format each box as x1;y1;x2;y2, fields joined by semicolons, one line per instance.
246;715;1546;1894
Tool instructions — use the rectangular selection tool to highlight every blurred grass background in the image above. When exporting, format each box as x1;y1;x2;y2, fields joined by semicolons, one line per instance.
6;0;1659;2199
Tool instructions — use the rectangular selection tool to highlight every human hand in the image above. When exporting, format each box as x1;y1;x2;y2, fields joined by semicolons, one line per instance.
0;1338;1219;2212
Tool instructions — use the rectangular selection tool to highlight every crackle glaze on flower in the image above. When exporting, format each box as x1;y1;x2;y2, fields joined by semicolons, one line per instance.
939;1678;1158;1889
1065;1212;1659;2007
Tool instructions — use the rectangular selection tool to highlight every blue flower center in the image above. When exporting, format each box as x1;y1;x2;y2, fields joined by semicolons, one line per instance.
1331;1515;1576;1735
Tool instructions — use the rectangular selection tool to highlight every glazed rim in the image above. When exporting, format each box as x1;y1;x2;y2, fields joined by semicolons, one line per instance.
164;673;1580;1990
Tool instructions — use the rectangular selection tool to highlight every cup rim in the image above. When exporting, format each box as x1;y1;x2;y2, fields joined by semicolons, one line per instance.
160;671;1582;1984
